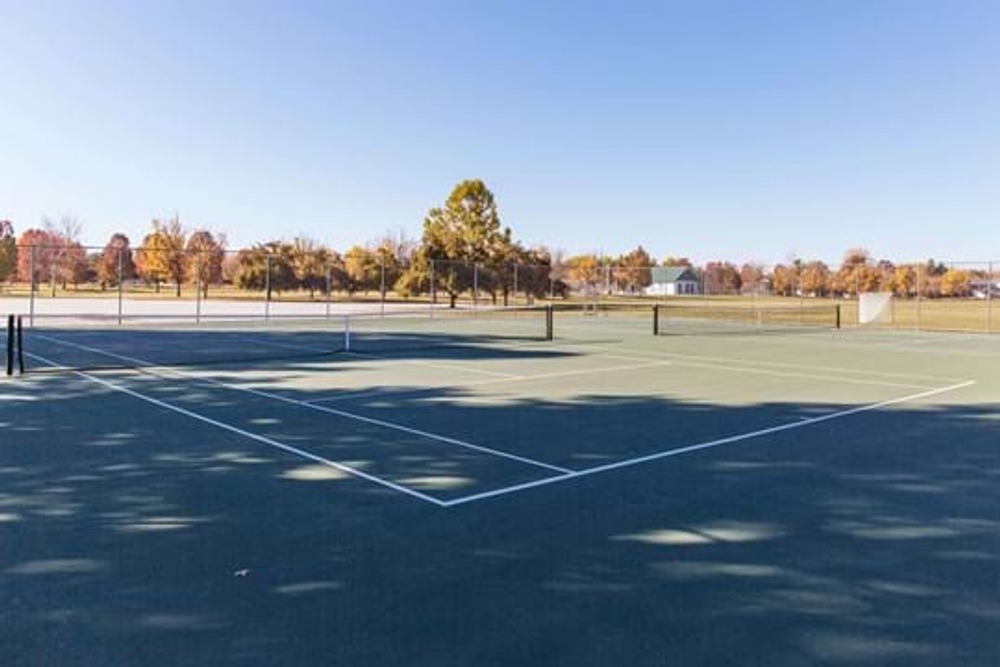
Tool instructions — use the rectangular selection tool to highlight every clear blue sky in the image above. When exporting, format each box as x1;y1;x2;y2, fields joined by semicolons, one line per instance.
1;0;998;265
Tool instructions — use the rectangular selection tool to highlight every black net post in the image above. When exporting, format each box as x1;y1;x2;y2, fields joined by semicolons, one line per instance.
653;304;659;336
545;305;554;341
5;315;12;376
17;316;24;374
835;304;841;329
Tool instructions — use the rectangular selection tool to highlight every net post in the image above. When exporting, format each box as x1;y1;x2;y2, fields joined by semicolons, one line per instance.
5;315;12;376
653;304;659;336
835;304;841;329
545;305;553;341
16;316;24;374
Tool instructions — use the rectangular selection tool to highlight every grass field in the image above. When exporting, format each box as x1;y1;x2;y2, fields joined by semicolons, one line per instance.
3;309;998;665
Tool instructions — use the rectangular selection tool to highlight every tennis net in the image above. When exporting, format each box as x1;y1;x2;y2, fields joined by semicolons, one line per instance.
653;303;841;335
18;306;554;372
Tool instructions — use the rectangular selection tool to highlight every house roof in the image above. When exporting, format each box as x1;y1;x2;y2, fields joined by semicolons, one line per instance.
651;266;697;283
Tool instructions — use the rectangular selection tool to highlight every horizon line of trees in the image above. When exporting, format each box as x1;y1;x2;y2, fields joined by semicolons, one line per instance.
1;182;996;302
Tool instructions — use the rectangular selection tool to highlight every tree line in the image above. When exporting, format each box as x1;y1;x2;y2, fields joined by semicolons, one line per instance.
0;181;993;302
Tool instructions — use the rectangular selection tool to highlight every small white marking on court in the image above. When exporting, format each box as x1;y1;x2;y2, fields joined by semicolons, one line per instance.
25;351;449;507
441;380;976;507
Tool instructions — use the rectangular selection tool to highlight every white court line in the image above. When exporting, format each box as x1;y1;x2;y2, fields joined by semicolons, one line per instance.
589;347;963;383
25;351;449;507
304;359;675;405
553;344;946;390
343;351;520;378
32;333;571;475
441;380;976;507
726;329;1000;360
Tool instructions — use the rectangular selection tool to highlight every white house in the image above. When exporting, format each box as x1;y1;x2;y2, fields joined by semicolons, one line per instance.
646;267;700;296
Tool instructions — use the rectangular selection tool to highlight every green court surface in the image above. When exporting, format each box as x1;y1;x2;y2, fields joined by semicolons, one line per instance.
2;311;999;665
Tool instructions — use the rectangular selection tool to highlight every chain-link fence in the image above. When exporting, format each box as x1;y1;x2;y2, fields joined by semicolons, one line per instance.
0;244;996;333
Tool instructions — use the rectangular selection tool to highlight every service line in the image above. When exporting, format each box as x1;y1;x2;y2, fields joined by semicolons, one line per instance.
441;380;976;507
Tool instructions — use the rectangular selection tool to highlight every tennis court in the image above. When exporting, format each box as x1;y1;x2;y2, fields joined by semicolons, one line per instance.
3;306;998;665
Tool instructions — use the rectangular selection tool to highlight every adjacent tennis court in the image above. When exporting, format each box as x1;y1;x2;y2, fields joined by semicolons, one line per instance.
2;306;998;665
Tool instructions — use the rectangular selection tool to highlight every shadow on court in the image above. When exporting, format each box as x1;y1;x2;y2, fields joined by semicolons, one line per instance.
1;350;999;665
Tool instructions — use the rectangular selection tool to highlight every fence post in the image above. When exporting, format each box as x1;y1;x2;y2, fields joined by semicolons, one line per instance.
513;263;518;306
265;254;272;321
430;259;436;318
117;247;124;325
29;245;36;326
195;253;203;324
325;264;332;320
473;263;479;312
989;261;994;333
916;264;922;332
